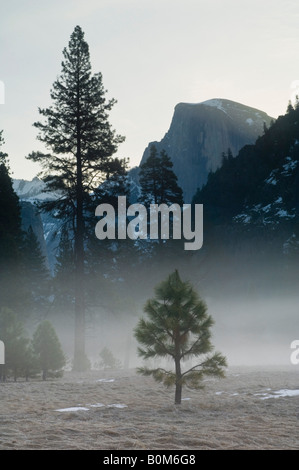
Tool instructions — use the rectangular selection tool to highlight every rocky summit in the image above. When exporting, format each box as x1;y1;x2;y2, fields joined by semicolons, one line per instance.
140;99;274;202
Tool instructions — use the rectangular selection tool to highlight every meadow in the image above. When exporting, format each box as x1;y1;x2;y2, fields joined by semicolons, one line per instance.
1;365;299;450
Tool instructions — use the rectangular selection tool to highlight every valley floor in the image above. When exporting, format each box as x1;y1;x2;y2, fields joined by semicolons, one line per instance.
0;366;299;450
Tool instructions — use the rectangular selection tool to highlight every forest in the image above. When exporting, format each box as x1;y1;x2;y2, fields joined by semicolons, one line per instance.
1;24;299;385
0;26;204;381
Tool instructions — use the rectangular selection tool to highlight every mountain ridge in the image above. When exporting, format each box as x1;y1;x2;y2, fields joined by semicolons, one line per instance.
140;98;274;202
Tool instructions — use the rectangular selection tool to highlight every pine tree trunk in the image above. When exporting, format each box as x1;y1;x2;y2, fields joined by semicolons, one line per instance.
73;193;86;370
174;339;182;404
74;205;85;371
175;380;182;405
73;109;87;372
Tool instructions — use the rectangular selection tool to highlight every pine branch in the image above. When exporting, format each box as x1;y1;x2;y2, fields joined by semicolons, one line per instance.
181;361;206;377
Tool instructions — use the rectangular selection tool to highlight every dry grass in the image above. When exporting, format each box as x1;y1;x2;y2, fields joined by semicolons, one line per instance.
1;366;299;450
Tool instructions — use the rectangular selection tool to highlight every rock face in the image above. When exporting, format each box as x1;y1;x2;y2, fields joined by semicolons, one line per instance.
140;99;274;202
13;177;46;201
14;178;58;272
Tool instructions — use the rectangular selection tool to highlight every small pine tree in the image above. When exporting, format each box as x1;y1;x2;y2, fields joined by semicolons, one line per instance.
134;270;227;404
159;149;184;206
22;342;40;381
139;144;183;206
98;347;122;370
32;320;65;380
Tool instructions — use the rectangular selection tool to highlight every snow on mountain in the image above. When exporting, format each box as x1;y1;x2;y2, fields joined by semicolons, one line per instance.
233;154;298;228
13;177;62;272
13;177;46;201
202;98;268;130
201;99;227;114
13;176;62;202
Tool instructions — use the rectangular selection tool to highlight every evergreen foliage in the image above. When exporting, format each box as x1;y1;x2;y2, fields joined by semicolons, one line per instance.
0;308;30;381
28;26;125;212
192;105;299;227
0;132;26;313
32;320;66;380
134;270;227;404
84;155;134;290
137;144;185;257
53;225;75;314
139;144;183;206
23;225;50;319
0;310;65;382
98;346;122;370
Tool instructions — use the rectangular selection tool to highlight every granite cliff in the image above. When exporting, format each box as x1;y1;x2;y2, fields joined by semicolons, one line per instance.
140;99;274;202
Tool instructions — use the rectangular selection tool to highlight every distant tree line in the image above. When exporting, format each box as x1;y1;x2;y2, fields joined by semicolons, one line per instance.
0;130;51;319
0;312;65;382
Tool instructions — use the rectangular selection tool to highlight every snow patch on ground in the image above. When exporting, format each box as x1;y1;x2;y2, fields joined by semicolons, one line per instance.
55;403;127;412
55;377;129;412
255;389;299;400
107;404;128;408
215;388;299;400
96;378;115;383
87;403;105;408
56;406;89;412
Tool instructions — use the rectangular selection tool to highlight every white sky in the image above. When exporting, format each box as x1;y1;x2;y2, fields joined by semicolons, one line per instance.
1;0;299;180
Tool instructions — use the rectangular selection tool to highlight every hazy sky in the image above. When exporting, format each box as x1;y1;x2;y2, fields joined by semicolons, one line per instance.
1;0;299;180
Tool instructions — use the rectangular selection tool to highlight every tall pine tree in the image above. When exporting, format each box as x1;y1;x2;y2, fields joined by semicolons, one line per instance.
27;26;125;370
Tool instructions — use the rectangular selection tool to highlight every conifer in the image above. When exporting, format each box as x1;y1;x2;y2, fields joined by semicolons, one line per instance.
27;26;125;370
134;270;227;404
